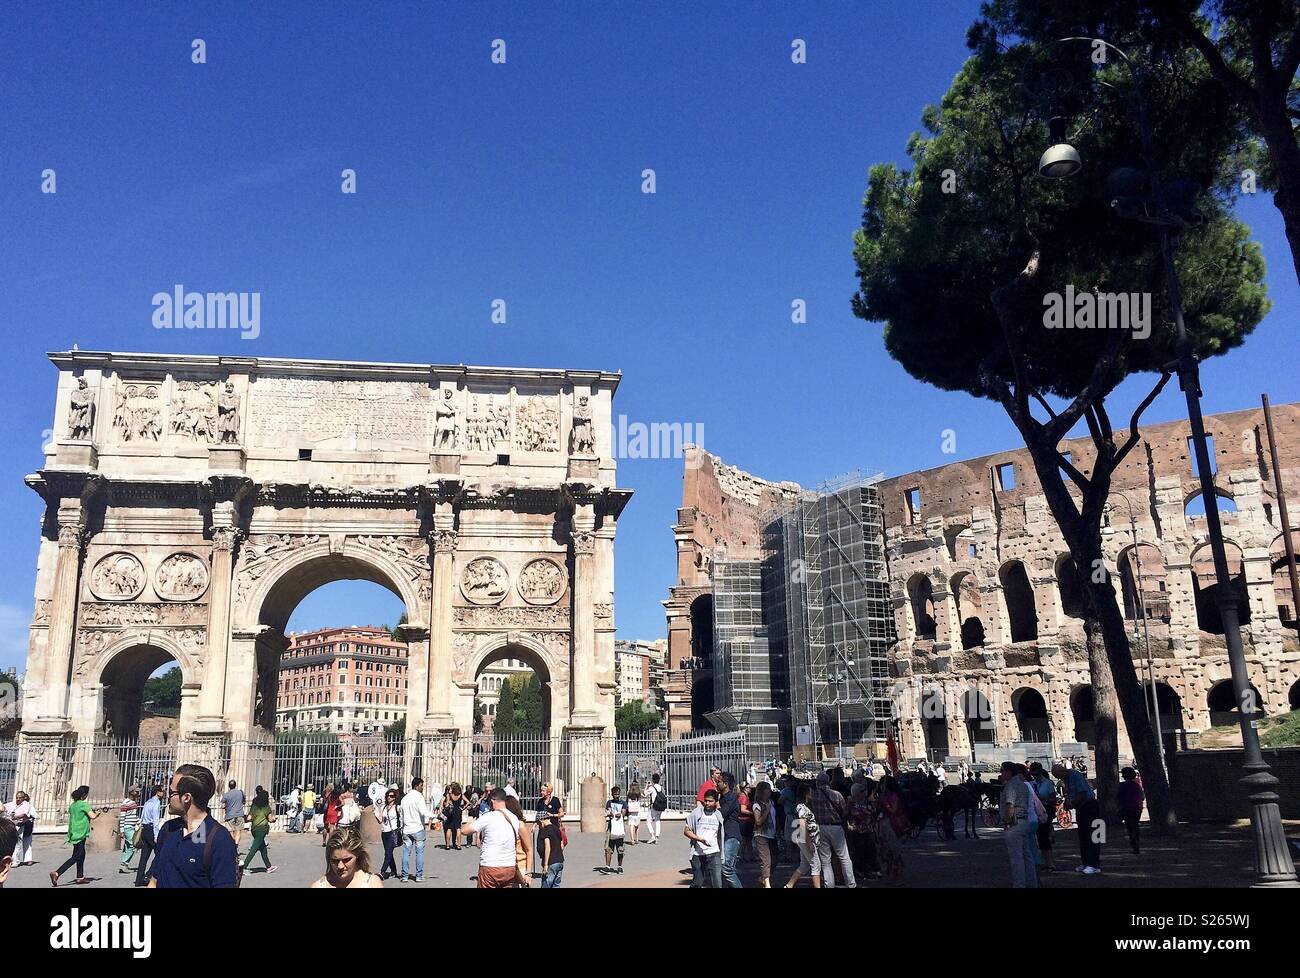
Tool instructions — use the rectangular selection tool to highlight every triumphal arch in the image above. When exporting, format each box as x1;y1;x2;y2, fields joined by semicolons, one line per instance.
19;350;629;801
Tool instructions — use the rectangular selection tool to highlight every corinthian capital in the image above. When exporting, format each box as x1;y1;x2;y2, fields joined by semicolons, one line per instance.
211;526;244;553
57;521;85;549
571;530;596;555
430;528;458;554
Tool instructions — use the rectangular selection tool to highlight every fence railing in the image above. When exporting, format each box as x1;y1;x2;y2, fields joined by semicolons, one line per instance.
7;729;749;831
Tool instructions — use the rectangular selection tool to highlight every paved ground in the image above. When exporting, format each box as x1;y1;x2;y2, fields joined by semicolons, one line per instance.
10;820;1298;888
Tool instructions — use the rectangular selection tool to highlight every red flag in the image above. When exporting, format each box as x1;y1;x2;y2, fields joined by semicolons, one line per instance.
886;730;900;774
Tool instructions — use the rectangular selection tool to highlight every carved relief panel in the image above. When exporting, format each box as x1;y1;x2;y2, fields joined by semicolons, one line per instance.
112;381;164;443
89;553;147;601
518;558;566;605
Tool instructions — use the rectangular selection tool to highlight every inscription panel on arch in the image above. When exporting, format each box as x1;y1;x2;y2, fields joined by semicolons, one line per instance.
247;376;434;448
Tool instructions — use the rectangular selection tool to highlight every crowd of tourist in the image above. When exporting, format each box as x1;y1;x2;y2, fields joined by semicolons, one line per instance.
0;749;1140;890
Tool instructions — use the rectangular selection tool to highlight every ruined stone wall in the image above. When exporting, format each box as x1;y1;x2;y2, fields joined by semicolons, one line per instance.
877;401;1300;761
663;446;801;736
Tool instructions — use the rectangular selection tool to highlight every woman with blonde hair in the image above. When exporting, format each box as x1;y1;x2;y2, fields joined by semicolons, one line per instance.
310;828;384;888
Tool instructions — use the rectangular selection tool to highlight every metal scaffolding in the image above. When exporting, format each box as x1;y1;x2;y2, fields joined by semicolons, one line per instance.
760;474;895;755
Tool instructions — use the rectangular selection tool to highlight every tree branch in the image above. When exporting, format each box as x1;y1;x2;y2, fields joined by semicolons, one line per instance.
1042;332;1125;445
1032;392;1059;422
1114;372;1173;466
1161;9;1260;109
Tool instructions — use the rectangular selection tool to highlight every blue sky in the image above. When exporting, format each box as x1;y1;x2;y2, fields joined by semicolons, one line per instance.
1;2;1297;674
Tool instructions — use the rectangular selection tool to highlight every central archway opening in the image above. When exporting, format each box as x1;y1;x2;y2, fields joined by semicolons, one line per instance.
264;566;413;806
472;644;552;809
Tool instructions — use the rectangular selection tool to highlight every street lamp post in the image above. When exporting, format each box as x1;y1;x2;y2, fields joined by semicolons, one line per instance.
1040;37;1297;886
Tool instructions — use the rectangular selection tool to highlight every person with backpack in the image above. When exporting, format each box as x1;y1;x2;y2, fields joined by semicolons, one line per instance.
646;773;667;843
147;764;238;888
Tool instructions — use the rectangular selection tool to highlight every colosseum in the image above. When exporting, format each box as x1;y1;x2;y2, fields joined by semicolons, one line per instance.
665;401;1300;762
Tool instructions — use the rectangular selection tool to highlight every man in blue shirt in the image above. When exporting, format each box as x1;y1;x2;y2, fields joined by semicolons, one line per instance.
1052;762;1102;875
148;764;238;889
133;783;166;888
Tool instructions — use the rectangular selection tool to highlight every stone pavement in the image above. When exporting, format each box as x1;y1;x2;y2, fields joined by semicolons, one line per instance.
9;820;1297;889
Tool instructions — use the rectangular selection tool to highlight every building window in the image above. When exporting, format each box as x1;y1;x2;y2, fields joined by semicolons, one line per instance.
995;462;1015;491
906;488;922;524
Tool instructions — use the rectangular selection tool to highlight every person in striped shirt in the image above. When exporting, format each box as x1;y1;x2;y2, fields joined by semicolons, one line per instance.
118;788;143;874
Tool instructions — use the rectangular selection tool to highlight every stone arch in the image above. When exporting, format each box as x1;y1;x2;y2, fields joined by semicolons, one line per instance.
1190;540;1251;634
1269;531;1300;628
1012;686;1051;742
951;571;986;649
1054;554;1087;621
236;541;423;734
1070;685;1095;747
1207;678;1264;727
463;633;566;735
1184;486;1237;515
79;632;200;742
944;524;974;561
1289;678;1300;711
688;593;715;730
961;687;995;746
999;560;1039;642
1153;682;1184;737
907;573;937;640
919;685;948;758
239;540;425;634
1118;543;1170;622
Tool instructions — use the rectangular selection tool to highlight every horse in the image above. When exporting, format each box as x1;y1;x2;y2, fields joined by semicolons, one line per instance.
938;783;980;839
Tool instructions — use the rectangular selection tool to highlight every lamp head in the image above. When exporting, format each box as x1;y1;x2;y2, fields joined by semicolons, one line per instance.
1039;116;1081;179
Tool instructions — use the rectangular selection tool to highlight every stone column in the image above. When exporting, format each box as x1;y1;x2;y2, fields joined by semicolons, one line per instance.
196;522;240;732
931;582;955;652
569;503;599;726
425;514;457;727
38;512;85;724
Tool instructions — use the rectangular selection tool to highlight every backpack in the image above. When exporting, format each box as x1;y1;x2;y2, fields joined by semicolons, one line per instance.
651;786;668;812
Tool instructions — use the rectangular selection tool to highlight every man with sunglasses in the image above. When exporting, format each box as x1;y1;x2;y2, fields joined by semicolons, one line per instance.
147;763;238;888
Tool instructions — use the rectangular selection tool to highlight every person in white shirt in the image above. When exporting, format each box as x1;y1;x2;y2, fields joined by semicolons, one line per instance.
3;791;35;865
337;790;361;836
399;778;437;883
460;788;521;888
368;778;385;809
684;789;724;888
503;779;519;800
604;786;628;873
935;764;948;788
644;774;665;844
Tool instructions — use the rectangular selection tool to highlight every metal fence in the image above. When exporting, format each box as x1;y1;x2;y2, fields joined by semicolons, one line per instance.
6;728;748;831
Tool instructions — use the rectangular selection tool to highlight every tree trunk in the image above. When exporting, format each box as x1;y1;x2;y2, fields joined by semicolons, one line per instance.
1009;428;1179;833
1087;570;1178;834
1084;615;1120;826
1258;106;1300;287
